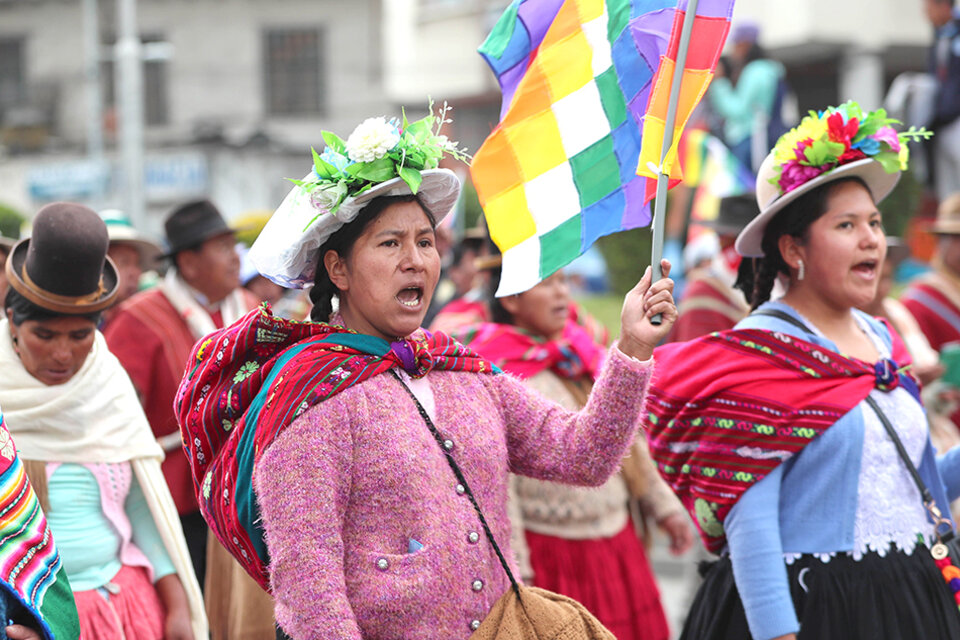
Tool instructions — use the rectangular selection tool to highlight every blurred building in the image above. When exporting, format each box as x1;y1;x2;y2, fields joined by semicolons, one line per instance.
0;0;938;230
0;0;391;233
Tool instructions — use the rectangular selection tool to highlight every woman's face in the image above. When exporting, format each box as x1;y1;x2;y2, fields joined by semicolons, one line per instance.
6;312;96;385
787;181;887;311
502;271;571;340
327;200;440;340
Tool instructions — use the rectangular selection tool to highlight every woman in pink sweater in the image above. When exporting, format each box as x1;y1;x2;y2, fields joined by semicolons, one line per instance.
175;111;678;639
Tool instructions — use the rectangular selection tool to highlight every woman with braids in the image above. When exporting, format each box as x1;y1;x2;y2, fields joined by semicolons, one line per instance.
174;108;678;639
456;263;693;640
644;101;960;640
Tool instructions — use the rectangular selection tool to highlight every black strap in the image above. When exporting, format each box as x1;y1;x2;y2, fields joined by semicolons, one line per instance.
389;370;521;597
752;308;816;336
754;309;951;533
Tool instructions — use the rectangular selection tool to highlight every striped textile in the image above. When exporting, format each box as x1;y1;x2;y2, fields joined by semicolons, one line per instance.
0;414;79;640
646;329;915;553
682;129;755;231
472;0;733;296
175;305;496;589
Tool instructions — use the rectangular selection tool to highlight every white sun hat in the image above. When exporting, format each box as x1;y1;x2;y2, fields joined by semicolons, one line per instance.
250;105;467;288
733;100;924;258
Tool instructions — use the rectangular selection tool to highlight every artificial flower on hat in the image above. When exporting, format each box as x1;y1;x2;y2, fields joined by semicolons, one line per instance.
250;101;470;288
771;101;931;196
736;100;933;258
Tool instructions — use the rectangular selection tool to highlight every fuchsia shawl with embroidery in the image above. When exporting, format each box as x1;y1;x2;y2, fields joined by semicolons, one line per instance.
452;319;606;381
175;305;496;589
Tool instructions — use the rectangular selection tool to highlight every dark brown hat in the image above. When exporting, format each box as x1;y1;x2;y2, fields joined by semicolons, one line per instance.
163;199;235;257
5;202;119;314
700;195;759;236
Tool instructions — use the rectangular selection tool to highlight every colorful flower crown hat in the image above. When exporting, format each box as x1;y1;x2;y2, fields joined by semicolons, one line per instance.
250;102;470;288
736;100;931;257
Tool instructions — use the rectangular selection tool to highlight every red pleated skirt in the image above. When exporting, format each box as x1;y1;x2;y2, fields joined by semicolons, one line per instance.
525;523;670;640
73;565;166;640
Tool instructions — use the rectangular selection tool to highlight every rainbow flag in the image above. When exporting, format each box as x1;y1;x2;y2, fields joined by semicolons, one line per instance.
636;0;734;189
472;0;733;296
683;129;754;232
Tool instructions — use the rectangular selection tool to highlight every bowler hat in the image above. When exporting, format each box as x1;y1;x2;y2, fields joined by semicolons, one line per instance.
699;195;759;236
163;199;235;257
5;202;119;314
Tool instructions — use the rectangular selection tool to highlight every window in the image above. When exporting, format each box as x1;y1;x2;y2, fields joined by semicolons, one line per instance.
0;38;26;113
101;33;169;126
264;29;324;116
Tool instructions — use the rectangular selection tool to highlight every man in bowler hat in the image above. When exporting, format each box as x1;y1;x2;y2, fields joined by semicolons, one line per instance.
103;200;257;588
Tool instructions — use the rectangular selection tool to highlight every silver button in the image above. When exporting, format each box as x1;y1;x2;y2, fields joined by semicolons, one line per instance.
376;558;389;571
456;483;466;495
468;531;480;544
470;619;481;631
443;439;454;450
472;579;484;592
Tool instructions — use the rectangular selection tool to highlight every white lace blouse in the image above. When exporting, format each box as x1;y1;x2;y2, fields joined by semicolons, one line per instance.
784;311;933;564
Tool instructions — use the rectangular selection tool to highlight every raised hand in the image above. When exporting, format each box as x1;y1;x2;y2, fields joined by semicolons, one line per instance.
618;259;677;361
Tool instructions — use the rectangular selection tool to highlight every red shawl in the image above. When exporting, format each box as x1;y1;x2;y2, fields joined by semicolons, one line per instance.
646;327;917;553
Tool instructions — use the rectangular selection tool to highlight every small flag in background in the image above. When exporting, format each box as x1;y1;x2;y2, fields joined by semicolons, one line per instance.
636;0;734;194
471;0;733;296
683;129;755;234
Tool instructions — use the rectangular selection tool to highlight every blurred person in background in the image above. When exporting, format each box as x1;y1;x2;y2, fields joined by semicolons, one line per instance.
902;194;960;354
98;210;161;329
925;0;960;200
239;245;310;322
457;261;693;640
0;203;205;639
104;200;257;589
708;22;787;173
423;227;488;329
668;195;754;342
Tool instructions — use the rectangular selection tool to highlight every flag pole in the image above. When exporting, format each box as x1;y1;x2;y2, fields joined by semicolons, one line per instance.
650;0;699;325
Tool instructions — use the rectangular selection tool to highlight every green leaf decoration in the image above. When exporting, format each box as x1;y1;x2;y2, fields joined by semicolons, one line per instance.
873;150;901;173
321;131;346;154
406;119;431;140
398;166;423;194
312;147;340;180
354;157;397;182
803;139;845;166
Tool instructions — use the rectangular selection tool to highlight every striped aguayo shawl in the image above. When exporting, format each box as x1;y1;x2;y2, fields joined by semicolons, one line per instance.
0;413;79;639
175;305;496;589
646;327;918;554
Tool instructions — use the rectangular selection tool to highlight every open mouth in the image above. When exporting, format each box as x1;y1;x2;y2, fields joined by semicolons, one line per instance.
852;259;878;278
396;286;424;308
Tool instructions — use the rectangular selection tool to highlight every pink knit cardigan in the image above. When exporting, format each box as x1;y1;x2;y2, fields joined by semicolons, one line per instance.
254;346;653;639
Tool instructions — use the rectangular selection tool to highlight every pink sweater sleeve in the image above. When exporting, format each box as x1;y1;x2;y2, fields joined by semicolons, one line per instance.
254;396;364;639
488;345;654;486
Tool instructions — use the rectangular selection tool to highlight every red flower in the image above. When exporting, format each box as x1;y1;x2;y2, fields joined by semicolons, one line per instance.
828;113;858;145
838;147;867;163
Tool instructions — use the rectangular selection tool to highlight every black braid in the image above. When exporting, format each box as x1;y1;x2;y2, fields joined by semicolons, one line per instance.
736;176;872;311
307;194;435;322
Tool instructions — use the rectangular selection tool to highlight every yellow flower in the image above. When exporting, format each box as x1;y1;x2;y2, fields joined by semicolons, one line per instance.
773;112;829;164
899;143;910;171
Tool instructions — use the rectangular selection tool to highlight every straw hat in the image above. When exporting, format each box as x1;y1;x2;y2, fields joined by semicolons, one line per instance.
930;193;960;235
99;209;162;269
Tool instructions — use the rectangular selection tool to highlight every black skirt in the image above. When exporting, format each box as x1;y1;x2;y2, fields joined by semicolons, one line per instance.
680;547;960;640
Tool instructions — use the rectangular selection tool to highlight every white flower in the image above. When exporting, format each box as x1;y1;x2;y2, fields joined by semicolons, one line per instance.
345;117;400;163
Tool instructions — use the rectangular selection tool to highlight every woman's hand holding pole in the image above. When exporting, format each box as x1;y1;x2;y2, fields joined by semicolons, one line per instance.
618;259;677;362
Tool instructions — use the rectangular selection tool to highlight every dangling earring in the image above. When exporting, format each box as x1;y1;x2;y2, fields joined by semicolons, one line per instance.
797;259;805;281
